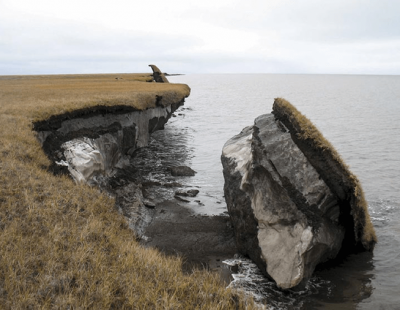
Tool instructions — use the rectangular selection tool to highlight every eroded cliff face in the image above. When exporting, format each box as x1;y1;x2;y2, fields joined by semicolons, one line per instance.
38;106;178;184
36;105;177;184
35;96;187;236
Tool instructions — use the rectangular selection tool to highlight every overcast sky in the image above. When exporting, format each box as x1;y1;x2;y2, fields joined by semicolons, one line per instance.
1;0;399;75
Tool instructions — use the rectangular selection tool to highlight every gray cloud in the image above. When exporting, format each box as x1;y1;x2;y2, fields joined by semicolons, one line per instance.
0;16;202;74
0;0;399;75
190;0;400;43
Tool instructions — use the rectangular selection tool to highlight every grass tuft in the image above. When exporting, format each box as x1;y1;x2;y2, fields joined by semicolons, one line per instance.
273;97;377;251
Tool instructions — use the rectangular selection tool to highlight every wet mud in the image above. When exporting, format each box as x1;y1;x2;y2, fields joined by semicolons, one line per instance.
142;199;237;279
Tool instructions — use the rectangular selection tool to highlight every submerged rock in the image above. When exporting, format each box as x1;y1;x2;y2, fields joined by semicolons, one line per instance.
174;195;190;203
221;98;377;290
175;189;199;197
169;166;196;177
163;182;183;188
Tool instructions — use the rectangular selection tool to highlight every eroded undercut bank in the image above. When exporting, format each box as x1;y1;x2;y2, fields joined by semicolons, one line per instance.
34;102;182;180
34;93;187;236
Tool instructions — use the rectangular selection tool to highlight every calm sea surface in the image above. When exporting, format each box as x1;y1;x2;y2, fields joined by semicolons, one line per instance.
153;74;400;309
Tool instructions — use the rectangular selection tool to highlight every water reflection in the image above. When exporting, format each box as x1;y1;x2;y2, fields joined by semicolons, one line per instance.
128;109;195;204
129;107;226;214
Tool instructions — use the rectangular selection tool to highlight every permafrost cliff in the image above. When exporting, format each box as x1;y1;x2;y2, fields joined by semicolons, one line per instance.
34;71;189;235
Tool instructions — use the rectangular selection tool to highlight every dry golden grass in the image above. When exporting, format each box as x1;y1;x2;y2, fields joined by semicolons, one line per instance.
0;74;190;123
273;98;377;250
0;74;255;309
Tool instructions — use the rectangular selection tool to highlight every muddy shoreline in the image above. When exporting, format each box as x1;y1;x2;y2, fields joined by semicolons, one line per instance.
142;198;236;274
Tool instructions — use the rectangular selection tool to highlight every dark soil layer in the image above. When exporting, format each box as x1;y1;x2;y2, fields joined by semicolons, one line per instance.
33;105;140;131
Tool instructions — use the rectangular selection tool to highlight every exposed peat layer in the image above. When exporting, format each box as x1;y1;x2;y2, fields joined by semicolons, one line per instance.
273;98;377;254
0;74;255;309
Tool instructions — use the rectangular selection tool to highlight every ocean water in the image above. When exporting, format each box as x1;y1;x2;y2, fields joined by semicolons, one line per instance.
156;74;400;309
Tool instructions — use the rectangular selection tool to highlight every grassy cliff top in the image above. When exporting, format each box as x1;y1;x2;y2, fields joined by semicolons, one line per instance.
0;73;190;122
0;74;253;308
273;98;377;251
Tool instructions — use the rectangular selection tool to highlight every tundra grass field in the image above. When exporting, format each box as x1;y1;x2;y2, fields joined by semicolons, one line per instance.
0;74;254;309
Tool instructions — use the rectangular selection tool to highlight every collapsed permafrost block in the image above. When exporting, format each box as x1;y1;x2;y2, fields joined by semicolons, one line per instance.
221;98;377;290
